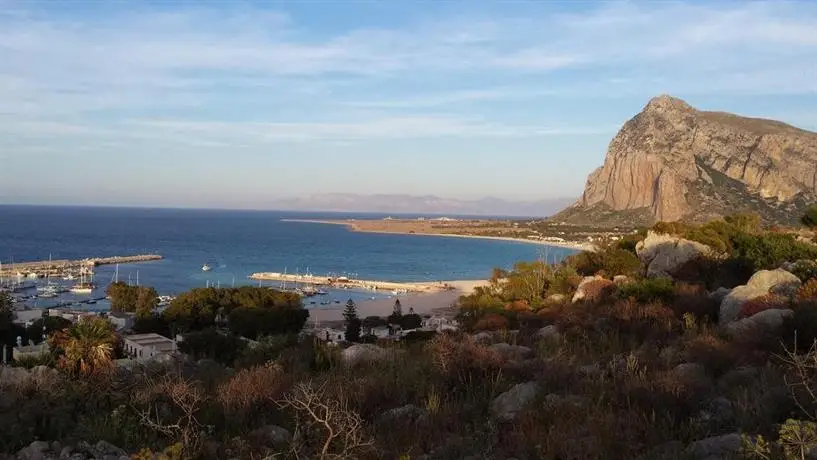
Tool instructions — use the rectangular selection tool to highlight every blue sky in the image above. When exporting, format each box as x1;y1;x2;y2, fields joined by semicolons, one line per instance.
1;0;816;209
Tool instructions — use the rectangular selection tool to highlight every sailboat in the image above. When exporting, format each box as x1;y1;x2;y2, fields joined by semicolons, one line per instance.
70;268;95;294
37;255;60;298
201;264;212;272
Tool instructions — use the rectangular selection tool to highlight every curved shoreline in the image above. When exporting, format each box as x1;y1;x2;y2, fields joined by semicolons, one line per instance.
281;218;593;252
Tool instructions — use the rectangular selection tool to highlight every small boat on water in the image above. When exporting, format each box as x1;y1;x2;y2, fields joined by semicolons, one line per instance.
201;264;212;272
316;289;328;296
70;270;95;294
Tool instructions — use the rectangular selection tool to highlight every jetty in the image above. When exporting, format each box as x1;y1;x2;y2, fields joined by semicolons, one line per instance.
0;254;162;278
249;272;454;293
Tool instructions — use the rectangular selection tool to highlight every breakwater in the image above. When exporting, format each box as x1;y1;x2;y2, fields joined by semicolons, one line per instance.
248;272;454;293
0;254;162;277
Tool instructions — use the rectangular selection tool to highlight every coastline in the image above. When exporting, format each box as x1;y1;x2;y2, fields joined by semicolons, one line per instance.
281;218;594;252
307;279;488;325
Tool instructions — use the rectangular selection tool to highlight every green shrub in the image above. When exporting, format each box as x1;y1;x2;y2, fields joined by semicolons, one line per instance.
802;205;817;228
617;278;675;303
732;232;817;272
568;247;641;277
791;261;817;283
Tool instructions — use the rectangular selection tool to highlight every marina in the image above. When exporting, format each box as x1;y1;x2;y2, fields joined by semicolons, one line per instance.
0;254;162;279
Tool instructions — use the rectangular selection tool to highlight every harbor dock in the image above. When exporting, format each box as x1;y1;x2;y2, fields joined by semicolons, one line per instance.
0;254;162;278
248;272;454;293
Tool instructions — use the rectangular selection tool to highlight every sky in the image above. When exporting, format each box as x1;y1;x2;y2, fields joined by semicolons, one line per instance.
1;0;817;209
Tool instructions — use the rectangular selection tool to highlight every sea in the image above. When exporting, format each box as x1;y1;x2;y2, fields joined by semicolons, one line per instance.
0;205;575;310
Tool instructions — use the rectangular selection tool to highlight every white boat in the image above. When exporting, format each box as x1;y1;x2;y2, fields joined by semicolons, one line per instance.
202;264;212;272
38;285;59;298
70;270;95;294
63;273;75;281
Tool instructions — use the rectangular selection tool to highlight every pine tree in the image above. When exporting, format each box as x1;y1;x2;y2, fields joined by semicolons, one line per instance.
343;299;361;342
393;298;402;317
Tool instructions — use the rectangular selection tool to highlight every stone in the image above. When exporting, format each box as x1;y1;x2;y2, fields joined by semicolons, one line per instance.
0;367;30;387
719;284;768;325
613;275;632;285
694;397;735;428
726;308;794;339
59;447;73;460
546;293;566;303
747;269;801;296
673;363;710;387
535;325;561;343
378;404;429;426
489;343;533;361
471;332;493;344
635;231;712;278
572;276;615;303
490;382;539;421
685;433;741;459
250;424;292;445
551;94;817;227
341;344;389;366
708;287;731;303
17;441;50;460
94;441;125;458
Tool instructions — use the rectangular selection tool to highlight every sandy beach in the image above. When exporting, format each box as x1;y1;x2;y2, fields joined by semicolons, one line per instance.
282;219;594;252
306;279;489;325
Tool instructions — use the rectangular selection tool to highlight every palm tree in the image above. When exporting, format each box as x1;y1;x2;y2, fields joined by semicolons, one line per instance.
50;317;116;375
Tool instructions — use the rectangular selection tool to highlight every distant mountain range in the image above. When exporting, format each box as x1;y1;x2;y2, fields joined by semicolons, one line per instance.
268;193;573;217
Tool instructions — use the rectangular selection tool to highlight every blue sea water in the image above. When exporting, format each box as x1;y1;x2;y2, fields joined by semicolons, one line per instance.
0;206;575;309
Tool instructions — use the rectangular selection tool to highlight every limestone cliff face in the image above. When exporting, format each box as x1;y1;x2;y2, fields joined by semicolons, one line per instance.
557;95;817;225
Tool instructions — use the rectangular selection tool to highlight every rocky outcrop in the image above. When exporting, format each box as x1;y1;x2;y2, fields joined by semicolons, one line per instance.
341;344;389;366
490;382;539;421
636;231;713;277
16;440;127;460
719;269;801;324
553;95;817;226
684;433;742;459
490;343;533;362
572;276;616;303
726;308;794;339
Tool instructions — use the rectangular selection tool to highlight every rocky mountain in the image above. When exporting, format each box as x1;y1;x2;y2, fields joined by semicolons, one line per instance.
553;95;817;227
270;193;573;217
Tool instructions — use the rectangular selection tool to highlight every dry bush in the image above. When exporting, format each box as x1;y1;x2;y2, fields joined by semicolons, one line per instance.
581;279;617;304
684;334;742;377
132;373;208;457
738;294;789;319
217;362;290;413
797;278;817;302
278;381;374;460
504;299;531;312
474;313;509;331
599;299;677;341
671;282;720;321
426;333;504;395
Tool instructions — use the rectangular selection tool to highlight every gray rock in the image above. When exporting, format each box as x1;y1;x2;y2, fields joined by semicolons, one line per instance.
341;344;389;366
0;367;30;387
747;269;801;295
251;424;292;445
472;331;493;344
719;284;768;325
94;441;125;458
59;447;73;460
694;397;735;428
636;231;712;278
685;433;741;459
673;363;710;386
68;455;86;460
708;287;731;303
726;308;793;339
535;325;561;343
491;382;539;421
17;441;50;460
546;293;566;303
572;276;603;303
378;404;429;426
490;343;533;361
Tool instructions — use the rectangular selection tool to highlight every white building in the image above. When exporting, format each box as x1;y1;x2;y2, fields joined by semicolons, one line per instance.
123;333;177;361
422;315;459;332
108;312;135;331
12;309;43;326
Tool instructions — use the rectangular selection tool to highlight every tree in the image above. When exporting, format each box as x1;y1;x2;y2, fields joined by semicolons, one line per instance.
177;328;247;365
803;205;817;228
399;313;423;330
25;316;72;344
106;282;158;317
227;306;309;339
343;299;361;342
393;299;402;317
50;317;116;376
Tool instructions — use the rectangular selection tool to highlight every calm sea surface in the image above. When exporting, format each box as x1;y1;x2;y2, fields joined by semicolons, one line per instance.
0;206;574;309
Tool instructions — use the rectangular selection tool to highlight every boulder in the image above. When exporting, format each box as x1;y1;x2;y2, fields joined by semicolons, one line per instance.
472;332;493;344
684;433;741;459
490;382;539;421
17;440;50;460
708;287;731;303
572;276;615;303
719;285;768;325
747;269;801;296
672;363;710;387
378;404;429;426
613;275;632;285
535;325;561;343
546;294;566;303
490;343;533;361
726;308;793;339
636;231;712;278
341;344;389;366
250;425;292;445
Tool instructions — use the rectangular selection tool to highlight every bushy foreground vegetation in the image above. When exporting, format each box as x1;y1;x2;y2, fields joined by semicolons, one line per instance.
5;213;817;458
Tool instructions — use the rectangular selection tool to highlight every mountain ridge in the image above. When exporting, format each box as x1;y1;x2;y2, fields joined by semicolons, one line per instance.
552;94;817;226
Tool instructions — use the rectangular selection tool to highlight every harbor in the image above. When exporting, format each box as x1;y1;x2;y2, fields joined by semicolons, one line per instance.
248;272;455;293
0;254;162;279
